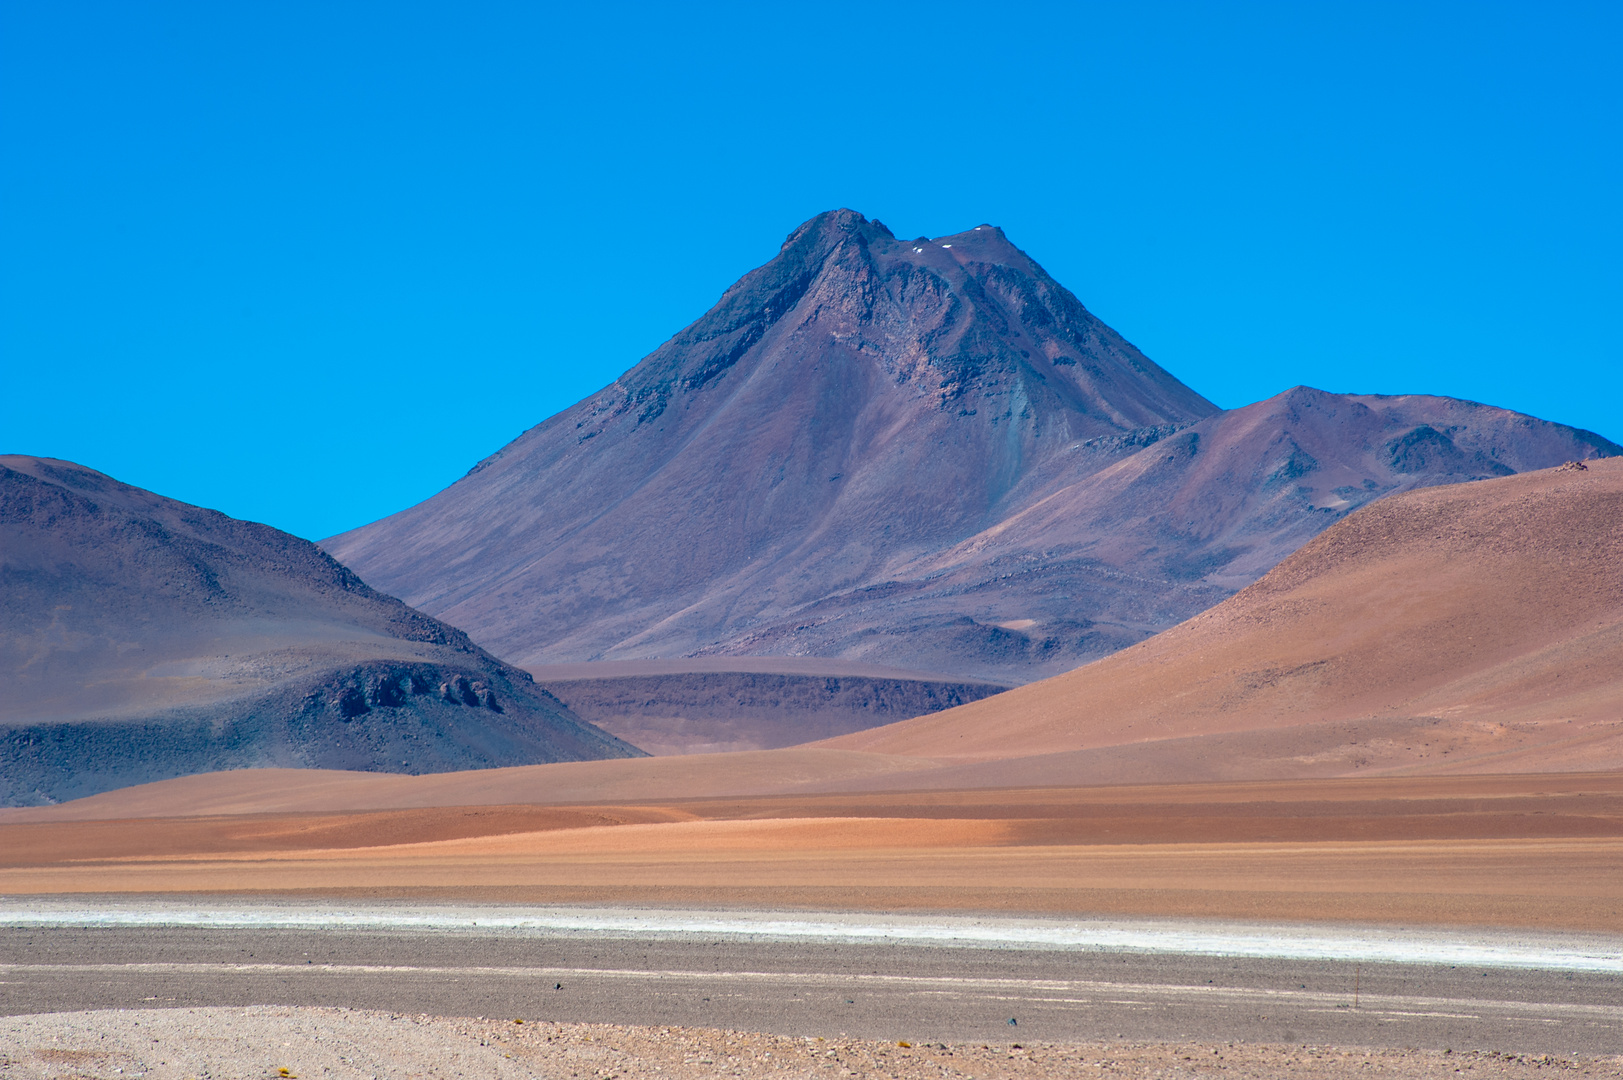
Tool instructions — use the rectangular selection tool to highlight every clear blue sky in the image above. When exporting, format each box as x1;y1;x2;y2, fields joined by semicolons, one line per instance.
3;2;1618;540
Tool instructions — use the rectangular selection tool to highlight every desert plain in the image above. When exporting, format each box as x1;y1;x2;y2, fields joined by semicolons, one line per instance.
4;763;1621;1076
0;769;1619;931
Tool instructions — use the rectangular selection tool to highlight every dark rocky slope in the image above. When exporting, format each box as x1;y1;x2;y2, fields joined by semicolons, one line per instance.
543;671;1006;756
0;457;642;806
325;211;1618;682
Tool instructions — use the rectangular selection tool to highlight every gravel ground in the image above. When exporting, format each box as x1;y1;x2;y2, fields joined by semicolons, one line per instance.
2;1008;1618;1080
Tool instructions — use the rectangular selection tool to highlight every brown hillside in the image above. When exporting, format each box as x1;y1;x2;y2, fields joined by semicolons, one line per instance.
823;459;1623;773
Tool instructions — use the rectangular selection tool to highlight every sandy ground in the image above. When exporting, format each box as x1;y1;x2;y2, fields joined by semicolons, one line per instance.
10;766;1623;825
2;774;1618;931
0;752;945;821
3;1009;1617;1079
2;835;1617;929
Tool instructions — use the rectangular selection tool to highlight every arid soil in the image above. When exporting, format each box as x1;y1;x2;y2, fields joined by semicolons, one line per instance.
2;774;1619;930
0;751;947;819
4;1009;1616;1079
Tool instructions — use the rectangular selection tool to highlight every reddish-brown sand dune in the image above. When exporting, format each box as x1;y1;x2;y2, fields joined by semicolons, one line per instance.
825;460;1623;774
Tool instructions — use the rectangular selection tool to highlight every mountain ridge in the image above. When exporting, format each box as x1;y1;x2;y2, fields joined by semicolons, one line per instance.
324;211;1617;681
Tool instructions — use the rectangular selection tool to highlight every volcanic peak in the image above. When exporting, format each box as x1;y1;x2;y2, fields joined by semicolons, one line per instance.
323;212;1615;679
565;208;1215;454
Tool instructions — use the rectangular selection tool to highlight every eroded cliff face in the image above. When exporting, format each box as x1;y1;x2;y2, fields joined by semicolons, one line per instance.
0;456;642;806
324;211;1618;682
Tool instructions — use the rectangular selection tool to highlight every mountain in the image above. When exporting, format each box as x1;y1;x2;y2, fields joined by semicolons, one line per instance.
0;457;642;806
324;210;1618;682
824;458;1623;784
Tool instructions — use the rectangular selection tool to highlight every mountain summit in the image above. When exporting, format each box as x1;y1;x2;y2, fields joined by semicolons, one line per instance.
325;211;1616;680
590;210;1217;439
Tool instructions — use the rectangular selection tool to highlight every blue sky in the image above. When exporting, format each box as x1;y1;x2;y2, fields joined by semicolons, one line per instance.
3;2;1618;540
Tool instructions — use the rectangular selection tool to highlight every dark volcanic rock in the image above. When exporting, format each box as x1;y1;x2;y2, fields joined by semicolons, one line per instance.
543;671;1007;756
323;210;1619;682
0;457;643;806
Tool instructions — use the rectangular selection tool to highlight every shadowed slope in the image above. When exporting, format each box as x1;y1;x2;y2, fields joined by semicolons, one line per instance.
825;459;1623;773
542;670;1006;755
905;386;1615;600
325;211;1616;682
0;457;642;806
779;386;1617;678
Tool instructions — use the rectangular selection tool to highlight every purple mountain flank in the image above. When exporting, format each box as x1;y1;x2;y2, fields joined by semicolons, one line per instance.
0;456;642;806
323;210;1619;683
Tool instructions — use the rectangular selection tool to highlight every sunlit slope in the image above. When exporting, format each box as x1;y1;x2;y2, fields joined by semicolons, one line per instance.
824;460;1623;768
